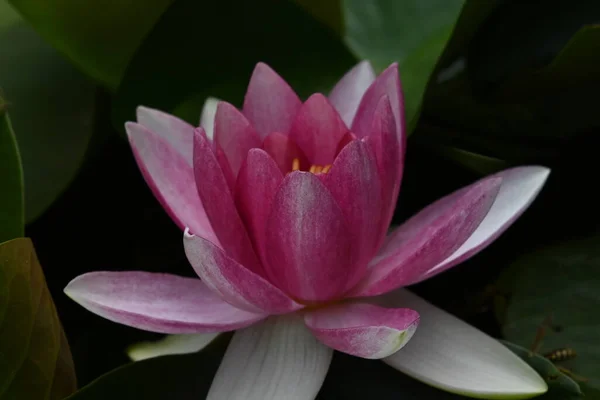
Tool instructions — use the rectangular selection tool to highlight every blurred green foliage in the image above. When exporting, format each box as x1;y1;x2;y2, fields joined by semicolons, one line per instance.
1;0;599;398
0;238;76;399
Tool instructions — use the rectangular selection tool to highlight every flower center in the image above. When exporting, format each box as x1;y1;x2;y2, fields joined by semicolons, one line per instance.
291;158;332;174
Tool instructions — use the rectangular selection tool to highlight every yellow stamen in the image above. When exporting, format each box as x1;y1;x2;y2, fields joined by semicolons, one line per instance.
292;158;300;171
322;165;332;174
309;165;317;174
314;165;323;174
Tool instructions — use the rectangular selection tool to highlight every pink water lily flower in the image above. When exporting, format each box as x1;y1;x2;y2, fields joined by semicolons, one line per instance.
66;62;550;399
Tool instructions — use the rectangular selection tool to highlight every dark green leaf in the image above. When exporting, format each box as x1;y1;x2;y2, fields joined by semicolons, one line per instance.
112;0;355;128
318;351;466;399
0;23;96;222
67;337;229;400
501;341;583;399
0;238;76;400
0;99;23;243
499;237;600;399
7;0;173;89
342;0;467;131
294;0;343;36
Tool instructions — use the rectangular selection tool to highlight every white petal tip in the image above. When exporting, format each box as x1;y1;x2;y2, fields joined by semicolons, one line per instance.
183;227;195;238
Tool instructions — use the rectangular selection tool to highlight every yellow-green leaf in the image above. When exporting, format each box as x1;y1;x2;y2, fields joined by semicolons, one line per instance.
0;238;76;400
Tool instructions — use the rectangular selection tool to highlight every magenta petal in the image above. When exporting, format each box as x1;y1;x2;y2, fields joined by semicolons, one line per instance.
242;63;302;138
184;232;302;314
136;106;195;161
353;175;502;297
261;132;309;175
304;303;419;359
235;149;283;264
126;123;218;244
64;271;265;334
352;63;404;143
367;96;402;245
214;102;262;177
265;172;353;302
415;166;551;283
322;139;382;287
328;61;376;127
289;94;349;165
193;129;263;274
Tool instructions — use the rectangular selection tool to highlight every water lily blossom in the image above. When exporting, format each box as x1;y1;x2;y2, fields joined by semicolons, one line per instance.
65;61;550;399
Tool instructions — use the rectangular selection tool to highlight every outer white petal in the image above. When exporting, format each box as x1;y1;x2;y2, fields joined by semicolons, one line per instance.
378;289;548;399
200;96;220;140
127;333;220;361
328;60;376;127
207;315;333;400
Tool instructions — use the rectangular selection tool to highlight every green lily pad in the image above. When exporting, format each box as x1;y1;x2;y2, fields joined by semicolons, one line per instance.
501;341;582;399
0;100;24;243
0;22;96;222
112;0;355;128
342;0;470;131
7;0;173;89
67;336;229;400
0;2;20;32
499;237;600;399
0;238;76;399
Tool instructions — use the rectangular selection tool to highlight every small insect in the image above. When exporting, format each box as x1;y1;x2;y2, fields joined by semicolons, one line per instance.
543;347;577;363
530;316;587;382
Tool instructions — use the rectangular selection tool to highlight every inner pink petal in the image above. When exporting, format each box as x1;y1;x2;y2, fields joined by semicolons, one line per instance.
289;93;349;165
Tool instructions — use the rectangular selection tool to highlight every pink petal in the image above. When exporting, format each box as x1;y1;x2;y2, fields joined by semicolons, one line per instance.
352;63;404;143
321;139;382;288
367;96;402;246
352;175;502;297
193;129;263;274
328;61;376;127
416;166;550;283
242;63;302;138
184;231;302;314
261;132;309;175
265;172;354;302
235;149;283;264
125;123;218;244
289;93;349;165
214;102;261;177
304;303;419;359
64;271;265;334
136;106;195;161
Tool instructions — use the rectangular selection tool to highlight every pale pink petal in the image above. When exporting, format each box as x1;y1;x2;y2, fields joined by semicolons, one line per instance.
322;139;382;288
352;175;502;297
416;166;551;283
136;106;195;161
199;97;220;140
193;129;263;274
367;96;402;246
125;123;218;244
184;231;302;314
207;315;332;400
214;102;261;177
235;149;283;264
328;60;376;127
242;63;302;138
352;63;404;142
289;94;349;165
261;132;309;174
64;271;265;334
304;303;419;359
265;172;354;302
